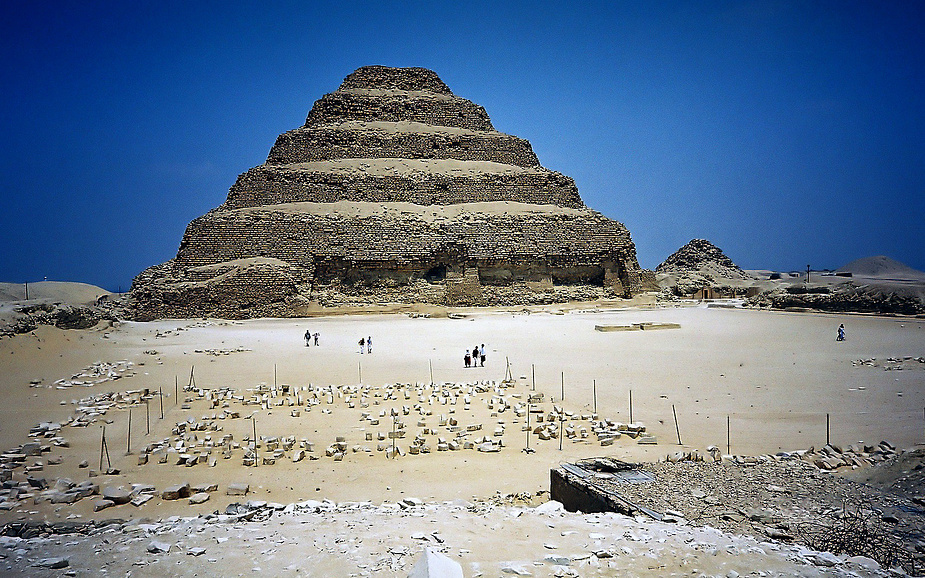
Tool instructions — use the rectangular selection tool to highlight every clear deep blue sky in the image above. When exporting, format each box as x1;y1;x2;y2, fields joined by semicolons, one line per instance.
2;1;922;291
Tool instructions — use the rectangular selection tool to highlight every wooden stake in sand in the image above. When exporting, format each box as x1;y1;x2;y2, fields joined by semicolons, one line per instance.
672;404;682;445
188;365;196;389
525;402;531;452
629;390;633;423
175;375;178;405
504;357;512;382
274;363;278;389
145;399;150;435
560;371;564;401
24;282;28;300
558;413;564;451
429;359;434;385
252;416;258;467
726;415;731;455
99;426;111;472
159;386;164;419
358;361;362;384
125;407;132;455
826;413;830;446
531;364;536;391
391;417;397;459
593;379;598;414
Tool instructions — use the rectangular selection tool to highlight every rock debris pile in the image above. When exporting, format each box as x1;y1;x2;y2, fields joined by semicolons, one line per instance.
0;497;904;577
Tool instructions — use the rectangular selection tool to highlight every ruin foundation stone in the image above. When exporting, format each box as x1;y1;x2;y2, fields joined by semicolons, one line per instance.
129;66;654;319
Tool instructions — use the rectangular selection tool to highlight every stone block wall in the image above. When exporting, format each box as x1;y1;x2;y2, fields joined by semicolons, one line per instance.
130;261;308;321
266;126;540;167
222;165;583;209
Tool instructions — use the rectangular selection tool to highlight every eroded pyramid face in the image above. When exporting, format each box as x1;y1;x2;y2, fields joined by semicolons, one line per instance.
129;66;648;320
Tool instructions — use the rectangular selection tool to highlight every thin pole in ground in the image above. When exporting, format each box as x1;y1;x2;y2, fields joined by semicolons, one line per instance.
525;402;531;452
188;365;195;389
159;386;164;419
726;415;731;455
274;364;278;389
429;359;434;385
252;416;258;467
125;407;132;455
358;361;362;384
629;390;633;423
593;379;597;414
826;413;830;446
99;426;107;472
672;404;682;445
175;376;178;405
560;372;564;402
145;399;150;435
558;413;564;451
532;364;536;391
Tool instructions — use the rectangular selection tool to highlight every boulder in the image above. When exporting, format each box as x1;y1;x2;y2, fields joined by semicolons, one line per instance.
101;486;132;505
226;483;249;496
161;483;191;500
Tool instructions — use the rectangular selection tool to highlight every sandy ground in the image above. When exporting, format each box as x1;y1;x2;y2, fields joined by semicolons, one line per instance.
0;303;923;576
1;304;923;517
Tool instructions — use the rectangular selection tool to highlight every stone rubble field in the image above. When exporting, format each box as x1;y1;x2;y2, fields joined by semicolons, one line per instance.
0;497;903;577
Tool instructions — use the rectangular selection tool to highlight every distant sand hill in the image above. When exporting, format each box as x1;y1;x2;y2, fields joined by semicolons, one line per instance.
837;255;925;279
0;281;108;304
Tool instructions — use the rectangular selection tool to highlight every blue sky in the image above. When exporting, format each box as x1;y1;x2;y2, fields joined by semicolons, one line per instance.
1;1;922;291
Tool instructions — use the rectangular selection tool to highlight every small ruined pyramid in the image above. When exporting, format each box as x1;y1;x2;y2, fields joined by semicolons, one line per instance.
656;239;749;279
129;66;652;320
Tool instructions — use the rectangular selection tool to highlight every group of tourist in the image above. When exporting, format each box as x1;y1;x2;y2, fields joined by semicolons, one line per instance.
464;344;486;368
303;330;319;347
359;336;373;354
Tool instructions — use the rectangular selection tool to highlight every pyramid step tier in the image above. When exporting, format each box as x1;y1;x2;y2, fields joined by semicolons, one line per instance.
267;122;540;167
306;89;494;131
339;66;454;94
223;159;583;209
175;201;638;285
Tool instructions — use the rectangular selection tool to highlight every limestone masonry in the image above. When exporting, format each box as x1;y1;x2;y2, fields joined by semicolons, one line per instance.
129;66;653;319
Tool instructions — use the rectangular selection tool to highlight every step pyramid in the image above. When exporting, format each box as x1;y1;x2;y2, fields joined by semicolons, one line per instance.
129;66;653;319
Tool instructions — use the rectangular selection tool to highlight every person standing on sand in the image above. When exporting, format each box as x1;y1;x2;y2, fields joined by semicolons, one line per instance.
472;346;479;367
367;336;373;354
464;350;471;368
313;332;319;346
304;330;311;347
359;337;365;353
479;344;486;367
837;324;846;341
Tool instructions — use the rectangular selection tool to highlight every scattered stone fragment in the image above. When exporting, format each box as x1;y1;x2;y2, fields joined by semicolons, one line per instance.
32;557;69;569
147;541;171;554
189;492;210;505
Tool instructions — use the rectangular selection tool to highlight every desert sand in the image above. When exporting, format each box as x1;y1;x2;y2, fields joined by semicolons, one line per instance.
1;302;923;575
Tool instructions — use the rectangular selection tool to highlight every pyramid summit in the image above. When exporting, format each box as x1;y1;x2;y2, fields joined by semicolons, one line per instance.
128;66;653;319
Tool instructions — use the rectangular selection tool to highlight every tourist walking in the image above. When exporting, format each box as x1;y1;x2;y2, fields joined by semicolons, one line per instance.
479;344;486;367
313;332;319;346
837;324;846;341
367;336;373;354
304;329;311;347
359;337;365;353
